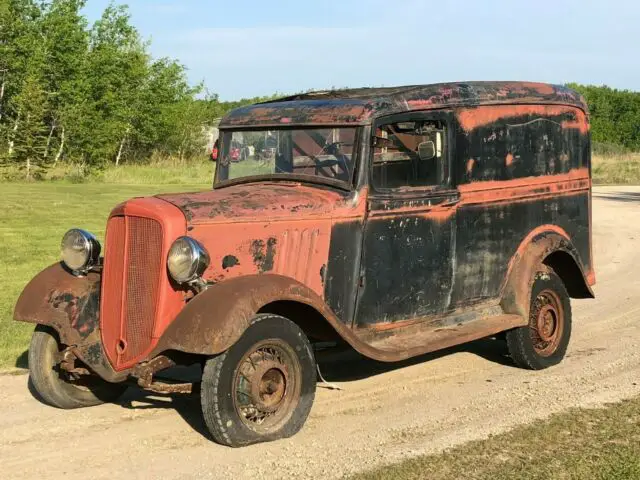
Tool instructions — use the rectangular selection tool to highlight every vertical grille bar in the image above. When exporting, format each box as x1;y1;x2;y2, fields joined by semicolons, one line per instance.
101;217;126;363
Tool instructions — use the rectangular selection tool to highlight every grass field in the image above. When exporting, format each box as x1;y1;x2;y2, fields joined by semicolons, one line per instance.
592;153;640;184
353;396;640;480
0;183;208;370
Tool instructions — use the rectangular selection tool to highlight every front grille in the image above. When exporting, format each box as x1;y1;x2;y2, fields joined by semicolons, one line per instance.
101;216;163;367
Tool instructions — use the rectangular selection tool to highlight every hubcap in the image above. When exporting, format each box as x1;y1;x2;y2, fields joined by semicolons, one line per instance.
233;341;301;432
530;289;564;357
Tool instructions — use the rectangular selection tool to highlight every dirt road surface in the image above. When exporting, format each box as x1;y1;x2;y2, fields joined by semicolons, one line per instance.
1;186;639;479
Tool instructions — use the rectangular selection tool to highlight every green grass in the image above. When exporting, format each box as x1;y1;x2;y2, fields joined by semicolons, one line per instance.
353;396;640;480
593;153;640;184
0;183;207;370
0;157;216;185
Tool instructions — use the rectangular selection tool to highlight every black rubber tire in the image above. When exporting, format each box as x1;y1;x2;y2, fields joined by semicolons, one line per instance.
201;314;316;447
506;271;572;370
28;325;127;409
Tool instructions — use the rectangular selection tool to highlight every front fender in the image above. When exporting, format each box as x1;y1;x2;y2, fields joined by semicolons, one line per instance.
14;263;124;382
152;274;339;356
14;263;101;345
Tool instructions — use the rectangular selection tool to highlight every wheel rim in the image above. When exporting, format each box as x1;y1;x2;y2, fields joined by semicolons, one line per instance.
529;289;564;357
232;339;302;433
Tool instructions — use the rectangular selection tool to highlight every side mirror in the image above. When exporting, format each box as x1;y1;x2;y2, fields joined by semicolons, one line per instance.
418;141;436;161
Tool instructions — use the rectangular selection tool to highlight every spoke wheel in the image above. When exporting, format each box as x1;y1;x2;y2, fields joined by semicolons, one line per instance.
233;341;301;433
505;271;572;370
529;289;564;357
200;314;316;447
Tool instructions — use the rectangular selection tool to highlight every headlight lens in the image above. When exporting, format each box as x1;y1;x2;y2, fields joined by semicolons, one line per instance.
61;229;101;273
167;236;210;284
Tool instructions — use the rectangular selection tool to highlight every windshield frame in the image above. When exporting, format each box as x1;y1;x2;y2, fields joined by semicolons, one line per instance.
213;126;362;191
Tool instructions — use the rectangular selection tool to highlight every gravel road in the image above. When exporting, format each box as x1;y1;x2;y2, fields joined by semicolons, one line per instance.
1;186;639;479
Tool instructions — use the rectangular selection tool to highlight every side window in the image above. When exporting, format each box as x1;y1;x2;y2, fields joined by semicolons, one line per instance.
372;119;447;191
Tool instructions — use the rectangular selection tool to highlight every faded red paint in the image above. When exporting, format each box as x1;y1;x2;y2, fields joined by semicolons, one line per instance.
458;168;590;205
561;110;590;134
368;201;458;223
101;197;186;370
513;225;572;259
505;153;514;167
223;103;372;127
158;183;346;225
158;183;368;299
466;158;476;174
457;104;588;133
501;82;556;95
220;82;588;128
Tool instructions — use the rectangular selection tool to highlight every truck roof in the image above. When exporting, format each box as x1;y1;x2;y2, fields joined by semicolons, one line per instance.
219;81;588;129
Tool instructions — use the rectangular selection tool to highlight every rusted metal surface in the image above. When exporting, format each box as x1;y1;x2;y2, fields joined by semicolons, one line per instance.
364;313;526;362
143;381;194;394
13;262;127;382
531;289;564;357
157;183;347;225
132;355;176;388
456;104;590;134
500;231;593;322
233;340;299;430
157;183;362;298
220;82;587;128
14;263;101;346
151;274;335;356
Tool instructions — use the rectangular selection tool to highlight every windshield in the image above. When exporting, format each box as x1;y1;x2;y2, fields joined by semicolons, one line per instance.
215;127;357;187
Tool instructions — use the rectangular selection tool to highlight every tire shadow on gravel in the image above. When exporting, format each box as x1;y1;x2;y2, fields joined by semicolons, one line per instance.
115;365;212;441
102;338;515;440
592;191;640;203
316;336;517;383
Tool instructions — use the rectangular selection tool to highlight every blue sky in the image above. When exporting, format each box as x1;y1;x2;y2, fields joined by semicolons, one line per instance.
83;0;640;101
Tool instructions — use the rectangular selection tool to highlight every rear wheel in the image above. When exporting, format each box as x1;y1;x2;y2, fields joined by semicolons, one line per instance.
200;314;316;447
506;271;572;370
28;325;127;409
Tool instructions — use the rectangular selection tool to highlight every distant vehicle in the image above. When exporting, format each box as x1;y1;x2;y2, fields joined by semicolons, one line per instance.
15;81;595;448
230;146;241;162
210;139;219;162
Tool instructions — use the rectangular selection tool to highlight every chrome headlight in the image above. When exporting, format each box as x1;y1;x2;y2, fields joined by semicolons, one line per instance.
61;228;101;274
167;236;210;284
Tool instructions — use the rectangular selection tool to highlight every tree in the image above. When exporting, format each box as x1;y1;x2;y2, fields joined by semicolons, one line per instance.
39;0;89;164
0;0;286;179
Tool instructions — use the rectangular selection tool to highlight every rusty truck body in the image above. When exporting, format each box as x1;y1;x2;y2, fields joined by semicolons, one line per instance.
15;81;594;446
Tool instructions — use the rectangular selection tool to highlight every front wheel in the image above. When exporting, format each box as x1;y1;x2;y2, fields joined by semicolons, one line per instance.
200;314;316;447
28;325;127;409
506;271;572;370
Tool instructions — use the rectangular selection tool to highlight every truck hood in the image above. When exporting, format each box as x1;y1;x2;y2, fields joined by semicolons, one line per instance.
156;182;347;225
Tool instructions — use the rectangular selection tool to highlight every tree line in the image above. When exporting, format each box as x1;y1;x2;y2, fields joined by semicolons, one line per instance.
0;0;271;179
1;1;638;180
569;83;640;152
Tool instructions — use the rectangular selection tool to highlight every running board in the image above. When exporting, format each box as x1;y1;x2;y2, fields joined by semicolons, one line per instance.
349;313;526;363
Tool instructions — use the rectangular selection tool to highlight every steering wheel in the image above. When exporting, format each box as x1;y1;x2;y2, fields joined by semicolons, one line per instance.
313;143;351;181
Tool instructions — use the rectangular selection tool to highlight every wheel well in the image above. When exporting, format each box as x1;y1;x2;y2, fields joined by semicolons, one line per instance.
543;250;593;299
257;301;342;342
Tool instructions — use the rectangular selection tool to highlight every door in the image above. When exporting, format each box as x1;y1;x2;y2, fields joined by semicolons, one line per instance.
354;111;459;328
